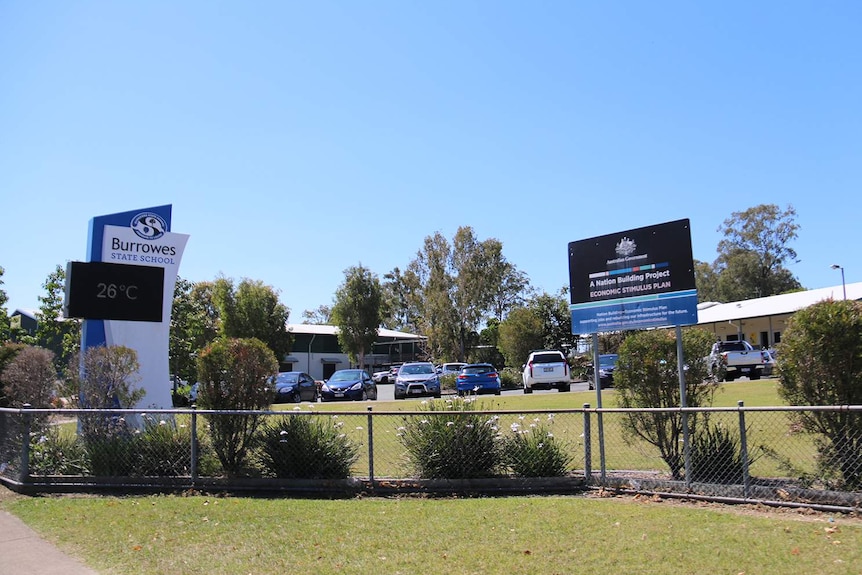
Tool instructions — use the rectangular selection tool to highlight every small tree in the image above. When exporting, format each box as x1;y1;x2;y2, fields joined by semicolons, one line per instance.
71;345;144;476
196;337;277;477
0;346;57;409
778;299;862;489
614;328;717;480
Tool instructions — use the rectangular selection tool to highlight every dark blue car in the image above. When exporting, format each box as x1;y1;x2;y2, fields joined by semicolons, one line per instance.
320;369;378;402
273;371;319;403
456;363;502;396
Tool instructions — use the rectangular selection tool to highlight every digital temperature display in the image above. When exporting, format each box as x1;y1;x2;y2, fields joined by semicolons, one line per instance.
65;261;165;322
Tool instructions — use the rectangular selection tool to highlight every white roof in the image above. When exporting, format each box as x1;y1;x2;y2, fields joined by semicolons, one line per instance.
286;323;424;340
696;282;862;324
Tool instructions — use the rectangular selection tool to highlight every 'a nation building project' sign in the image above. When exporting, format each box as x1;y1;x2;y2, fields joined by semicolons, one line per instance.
568;219;698;335
77;205;189;408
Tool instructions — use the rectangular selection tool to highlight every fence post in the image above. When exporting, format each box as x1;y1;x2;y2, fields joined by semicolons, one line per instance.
583;404;592;484
190;404;198;488
367;406;375;484
20;404;32;483
737;401;750;498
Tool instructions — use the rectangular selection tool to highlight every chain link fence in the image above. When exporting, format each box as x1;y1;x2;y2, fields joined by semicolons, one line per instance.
1;404;860;509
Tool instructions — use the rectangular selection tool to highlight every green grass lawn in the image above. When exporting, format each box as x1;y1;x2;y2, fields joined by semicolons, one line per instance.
3;491;861;575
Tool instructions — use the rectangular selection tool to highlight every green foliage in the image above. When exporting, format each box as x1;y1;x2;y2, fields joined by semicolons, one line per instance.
499;367;521;389
35;264;80;373
135;414;194;476
498;307;543;368
212;277;292;362
398;397;502;479
0;265;9;343
196;337;278;477
30;427;88;476
257;414;359;479
0;342;27;407
438;372;458;392
709;204;803;301
501;421;573;477
331;264;384;366
614;328;717;479
778;299;862;489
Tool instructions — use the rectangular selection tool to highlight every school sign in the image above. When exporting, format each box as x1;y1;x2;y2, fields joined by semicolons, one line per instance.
568;219;698;335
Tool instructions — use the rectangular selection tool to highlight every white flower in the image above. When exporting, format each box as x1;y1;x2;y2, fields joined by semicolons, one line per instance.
292;406;301;411
356;426;363;431
446;421;455;426
547;432;554;438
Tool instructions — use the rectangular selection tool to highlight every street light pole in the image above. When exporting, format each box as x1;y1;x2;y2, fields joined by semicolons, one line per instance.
831;264;846;300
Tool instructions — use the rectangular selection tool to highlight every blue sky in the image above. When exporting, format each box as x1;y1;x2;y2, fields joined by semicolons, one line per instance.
2;1;859;319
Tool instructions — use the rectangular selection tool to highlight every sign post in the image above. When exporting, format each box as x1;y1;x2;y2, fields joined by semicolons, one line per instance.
569;218;699;483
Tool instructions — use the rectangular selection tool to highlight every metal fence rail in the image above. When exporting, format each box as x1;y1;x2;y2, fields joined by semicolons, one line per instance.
1;404;860;510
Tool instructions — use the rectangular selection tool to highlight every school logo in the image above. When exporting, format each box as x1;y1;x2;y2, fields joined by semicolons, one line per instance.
131;212;167;240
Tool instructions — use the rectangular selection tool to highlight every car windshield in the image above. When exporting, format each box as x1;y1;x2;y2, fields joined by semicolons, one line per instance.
719;342;747;352
329;370;363;382
276;373;299;384
402;364;434;375
598;355;618;369
463;365;493;375
532;353;564;364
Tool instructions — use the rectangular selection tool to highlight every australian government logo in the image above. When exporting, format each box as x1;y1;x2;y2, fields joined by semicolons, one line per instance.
607;236;648;266
131;212;167;241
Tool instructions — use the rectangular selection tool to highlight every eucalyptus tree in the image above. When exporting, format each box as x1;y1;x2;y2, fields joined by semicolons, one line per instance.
331;264;384;368
301;305;332;325
408;232;460;361
712;204;803;301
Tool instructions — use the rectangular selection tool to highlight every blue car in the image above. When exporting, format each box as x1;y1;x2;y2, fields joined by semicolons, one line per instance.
456;363;502;396
320;369;378;402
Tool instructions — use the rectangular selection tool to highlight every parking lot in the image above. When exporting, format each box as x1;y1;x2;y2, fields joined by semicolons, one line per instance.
373;380;592;401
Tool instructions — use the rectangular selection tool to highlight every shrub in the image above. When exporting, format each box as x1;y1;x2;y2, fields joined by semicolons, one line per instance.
614;328;717;480
397;397;502;479
438;373;458;393
135;414;194;477
196;337;278;477
84;426;138;476
689;424;744;484
499;367;521;390
257;414;359;479
30;427;88;476
778;299;862;490
501;419;573;477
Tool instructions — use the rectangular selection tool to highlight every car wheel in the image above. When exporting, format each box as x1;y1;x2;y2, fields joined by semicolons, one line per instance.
434;393;441;399
523;387;533;394
359;390;368;401
494;389;501;396
293;392;302;404
749;372;761;381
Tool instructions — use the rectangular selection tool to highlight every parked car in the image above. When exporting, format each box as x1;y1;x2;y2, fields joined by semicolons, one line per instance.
522;350;571;393
372;369;391;384
320;369;378;402
438;362;467;376
456;363;501;396
394;362;442;399
587;354;618;390
273;371;320;403
708;340;770;381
